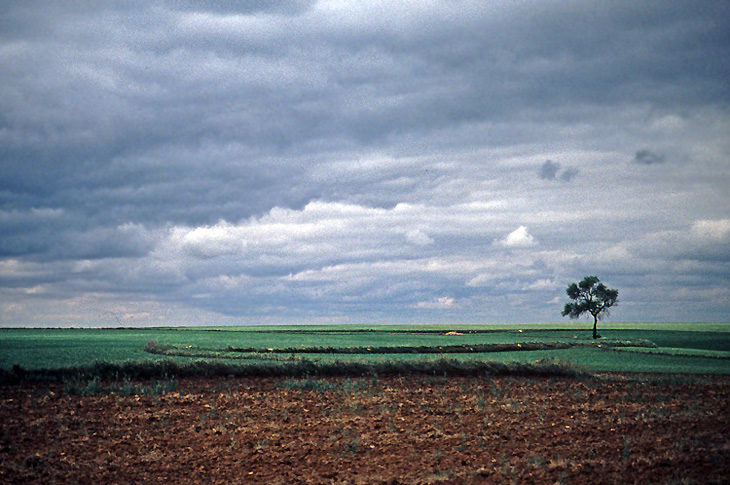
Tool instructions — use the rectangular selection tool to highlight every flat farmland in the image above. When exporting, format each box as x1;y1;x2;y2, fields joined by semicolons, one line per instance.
2;374;729;484
2;323;729;483
2;323;729;374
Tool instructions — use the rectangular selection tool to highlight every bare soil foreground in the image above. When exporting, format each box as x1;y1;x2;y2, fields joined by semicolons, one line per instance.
2;374;729;484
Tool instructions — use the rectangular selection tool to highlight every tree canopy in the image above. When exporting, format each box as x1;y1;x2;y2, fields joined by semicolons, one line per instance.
562;275;619;339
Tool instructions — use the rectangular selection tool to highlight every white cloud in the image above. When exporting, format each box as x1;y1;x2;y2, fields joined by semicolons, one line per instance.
405;229;434;246
497;226;536;248
522;278;555;291
691;219;730;241
180;221;245;258
416;296;456;309
466;273;496;288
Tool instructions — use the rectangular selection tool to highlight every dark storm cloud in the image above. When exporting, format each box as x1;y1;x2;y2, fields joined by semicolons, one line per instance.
0;205;155;262
3;2;726;195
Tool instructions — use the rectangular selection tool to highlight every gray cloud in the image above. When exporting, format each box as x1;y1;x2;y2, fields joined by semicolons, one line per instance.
634;149;666;165
538;160;579;182
559;167;580;182
539;160;561;180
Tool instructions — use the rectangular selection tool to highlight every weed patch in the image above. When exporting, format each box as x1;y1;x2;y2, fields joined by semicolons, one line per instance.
63;377;177;396
5;357;590;384
277;378;340;392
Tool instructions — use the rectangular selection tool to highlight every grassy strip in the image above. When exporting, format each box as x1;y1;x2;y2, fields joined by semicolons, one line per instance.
0;357;589;384
610;347;730;360
144;339;656;358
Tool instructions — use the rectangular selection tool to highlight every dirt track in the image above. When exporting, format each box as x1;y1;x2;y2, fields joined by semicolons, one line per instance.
2;374;729;484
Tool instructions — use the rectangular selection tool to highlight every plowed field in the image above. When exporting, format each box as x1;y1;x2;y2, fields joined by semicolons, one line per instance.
2;374;728;484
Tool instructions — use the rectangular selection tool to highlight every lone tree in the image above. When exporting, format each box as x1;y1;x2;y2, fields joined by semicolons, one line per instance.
562;275;619;339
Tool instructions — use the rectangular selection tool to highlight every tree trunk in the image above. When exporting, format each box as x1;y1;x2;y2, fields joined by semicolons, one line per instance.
592;314;599;339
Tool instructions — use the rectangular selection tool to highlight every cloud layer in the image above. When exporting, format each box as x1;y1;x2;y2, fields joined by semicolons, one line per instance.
1;1;729;326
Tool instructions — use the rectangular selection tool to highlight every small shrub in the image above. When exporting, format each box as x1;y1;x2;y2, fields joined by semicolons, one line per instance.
64;377;103;396
115;379;144;396
144;340;163;354
148;378;177;396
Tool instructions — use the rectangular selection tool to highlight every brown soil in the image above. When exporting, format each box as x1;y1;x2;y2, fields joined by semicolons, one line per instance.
1;374;729;484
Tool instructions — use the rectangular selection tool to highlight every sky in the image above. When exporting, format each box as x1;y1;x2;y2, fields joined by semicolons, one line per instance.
1;0;729;327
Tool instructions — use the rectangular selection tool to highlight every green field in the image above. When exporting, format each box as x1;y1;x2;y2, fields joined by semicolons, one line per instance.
1;323;729;374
